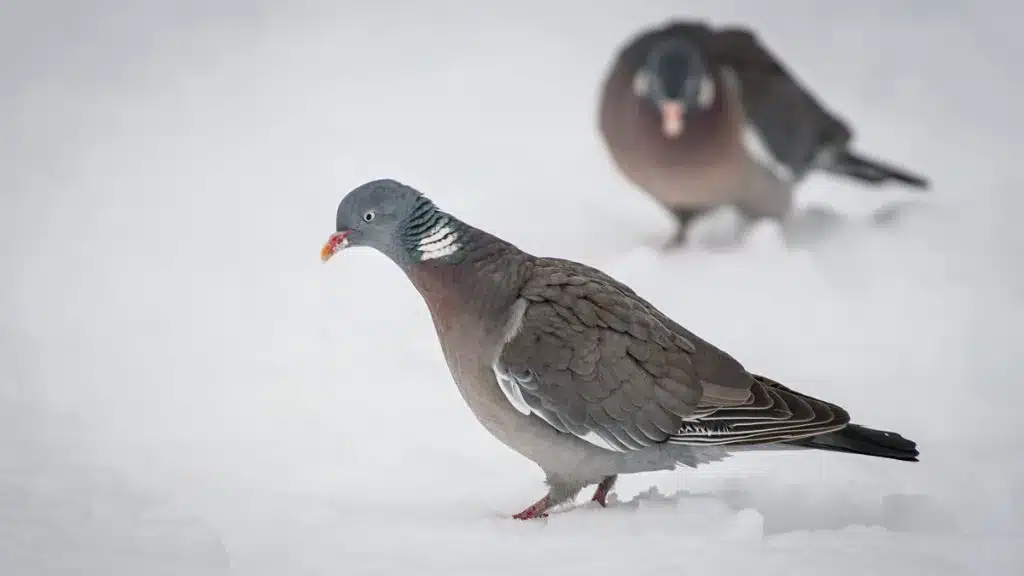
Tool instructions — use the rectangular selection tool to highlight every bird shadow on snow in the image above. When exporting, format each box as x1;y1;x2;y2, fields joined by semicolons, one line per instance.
632;200;928;255
529;483;954;538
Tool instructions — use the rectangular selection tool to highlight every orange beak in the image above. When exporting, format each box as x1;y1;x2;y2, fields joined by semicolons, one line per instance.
659;100;685;138
320;230;351;262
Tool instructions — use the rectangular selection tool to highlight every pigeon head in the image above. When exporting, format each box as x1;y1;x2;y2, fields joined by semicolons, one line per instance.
321;178;468;266
631;37;716;138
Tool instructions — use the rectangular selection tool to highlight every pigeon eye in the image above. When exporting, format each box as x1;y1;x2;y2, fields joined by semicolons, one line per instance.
362;210;376;223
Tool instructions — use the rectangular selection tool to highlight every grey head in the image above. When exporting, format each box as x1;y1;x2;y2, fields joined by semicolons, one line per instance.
320;178;471;267
631;36;717;139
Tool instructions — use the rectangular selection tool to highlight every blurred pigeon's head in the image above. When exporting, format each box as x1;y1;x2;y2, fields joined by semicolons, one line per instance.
321;179;466;266
631;37;716;138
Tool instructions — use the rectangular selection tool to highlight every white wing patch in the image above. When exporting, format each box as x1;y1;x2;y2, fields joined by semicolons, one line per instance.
721;66;795;184
492;298;640;453
581;432;628;453
493;368;533;416
493;298;532;416
416;224;463;261
742;124;794;183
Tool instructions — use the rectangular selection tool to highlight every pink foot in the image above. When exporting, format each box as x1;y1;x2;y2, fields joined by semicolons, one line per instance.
590;476;616;507
513;496;550;520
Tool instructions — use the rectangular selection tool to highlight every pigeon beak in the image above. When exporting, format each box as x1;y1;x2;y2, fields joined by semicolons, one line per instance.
320;230;351;263
659;100;685;138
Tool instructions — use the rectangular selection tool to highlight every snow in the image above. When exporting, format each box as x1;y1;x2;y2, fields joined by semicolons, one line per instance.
2;1;1022;574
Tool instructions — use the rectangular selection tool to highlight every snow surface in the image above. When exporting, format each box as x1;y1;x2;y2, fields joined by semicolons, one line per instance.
2;1;1023;574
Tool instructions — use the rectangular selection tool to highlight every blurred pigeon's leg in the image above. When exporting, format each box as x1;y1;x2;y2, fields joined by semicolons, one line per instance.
734;209;763;242
590;475;618;507
663;206;707;249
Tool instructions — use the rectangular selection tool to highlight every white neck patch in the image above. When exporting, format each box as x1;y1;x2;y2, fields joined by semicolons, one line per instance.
416;223;463;261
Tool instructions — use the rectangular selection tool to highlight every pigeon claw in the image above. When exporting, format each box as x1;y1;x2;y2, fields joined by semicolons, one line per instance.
512;496;551;520
590;476;616;507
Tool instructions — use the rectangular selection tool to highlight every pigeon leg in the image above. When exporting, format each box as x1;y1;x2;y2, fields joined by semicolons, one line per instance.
662;228;688;250
590;475;618;507
663;206;707;249
512;496;551;520
512;479;584;520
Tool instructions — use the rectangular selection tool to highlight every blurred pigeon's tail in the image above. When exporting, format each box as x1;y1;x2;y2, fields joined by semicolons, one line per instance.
825;149;929;190
787;423;920;462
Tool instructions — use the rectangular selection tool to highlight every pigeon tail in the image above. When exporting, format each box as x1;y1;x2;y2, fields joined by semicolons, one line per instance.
786;423;919;462
823;149;929;190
